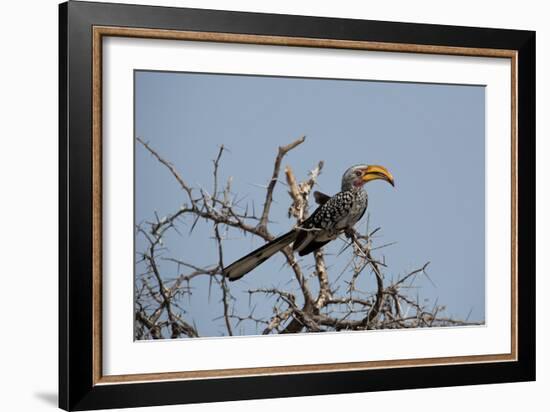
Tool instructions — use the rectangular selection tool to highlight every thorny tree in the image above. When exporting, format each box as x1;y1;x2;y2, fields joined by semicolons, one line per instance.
135;136;478;339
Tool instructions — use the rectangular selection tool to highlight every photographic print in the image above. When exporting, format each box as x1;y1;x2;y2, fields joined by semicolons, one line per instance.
134;70;485;339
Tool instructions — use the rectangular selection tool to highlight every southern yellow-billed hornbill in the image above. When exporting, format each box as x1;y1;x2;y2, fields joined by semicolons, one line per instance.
223;164;394;281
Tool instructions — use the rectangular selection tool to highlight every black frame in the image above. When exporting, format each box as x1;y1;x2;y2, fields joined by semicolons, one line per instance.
59;1;536;410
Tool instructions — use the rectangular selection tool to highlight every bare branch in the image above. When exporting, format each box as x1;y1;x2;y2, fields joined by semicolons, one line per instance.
137;137;194;202
258;136;306;231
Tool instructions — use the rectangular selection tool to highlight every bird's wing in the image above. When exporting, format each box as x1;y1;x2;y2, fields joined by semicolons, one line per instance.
313;190;331;205
223;230;298;281
294;191;354;254
307;191;355;230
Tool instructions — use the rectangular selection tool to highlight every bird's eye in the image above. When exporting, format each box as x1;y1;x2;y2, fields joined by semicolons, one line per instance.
355;171;362;177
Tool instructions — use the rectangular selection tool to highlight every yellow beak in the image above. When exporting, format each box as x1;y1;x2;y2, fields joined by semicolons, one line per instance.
362;165;395;187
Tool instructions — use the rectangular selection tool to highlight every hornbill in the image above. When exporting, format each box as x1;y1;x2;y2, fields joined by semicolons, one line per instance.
223;164;394;281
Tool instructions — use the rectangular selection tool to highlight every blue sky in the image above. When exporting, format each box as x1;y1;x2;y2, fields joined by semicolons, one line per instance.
135;70;485;337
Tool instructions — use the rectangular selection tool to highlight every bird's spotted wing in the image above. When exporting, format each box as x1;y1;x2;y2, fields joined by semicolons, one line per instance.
293;191;356;254
307;191;356;231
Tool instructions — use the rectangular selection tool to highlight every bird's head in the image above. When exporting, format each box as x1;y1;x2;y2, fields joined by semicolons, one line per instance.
341;164;395;191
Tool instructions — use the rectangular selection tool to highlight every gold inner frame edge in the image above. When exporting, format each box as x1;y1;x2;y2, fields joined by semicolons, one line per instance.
91;26;518;385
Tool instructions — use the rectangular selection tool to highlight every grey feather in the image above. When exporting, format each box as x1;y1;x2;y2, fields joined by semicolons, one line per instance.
313;190;331;205
223;230;298;281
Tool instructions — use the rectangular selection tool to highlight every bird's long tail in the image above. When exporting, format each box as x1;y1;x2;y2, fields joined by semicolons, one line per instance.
223;230;298;281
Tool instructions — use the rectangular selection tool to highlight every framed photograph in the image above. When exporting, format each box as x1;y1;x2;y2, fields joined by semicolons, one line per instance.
59;1;535;410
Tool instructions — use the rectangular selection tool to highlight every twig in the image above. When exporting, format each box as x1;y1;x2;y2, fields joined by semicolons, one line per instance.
258;136;306;232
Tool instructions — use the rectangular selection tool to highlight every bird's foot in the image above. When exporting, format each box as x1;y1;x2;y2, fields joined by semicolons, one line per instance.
344;228;355;239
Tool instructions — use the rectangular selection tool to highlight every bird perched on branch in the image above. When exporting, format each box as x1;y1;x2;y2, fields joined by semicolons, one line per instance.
223;164;394;281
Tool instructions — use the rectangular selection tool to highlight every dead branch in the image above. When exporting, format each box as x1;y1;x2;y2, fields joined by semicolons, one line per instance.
258;135;306;232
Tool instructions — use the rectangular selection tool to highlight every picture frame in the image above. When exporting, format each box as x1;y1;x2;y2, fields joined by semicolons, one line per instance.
59;1;536;410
